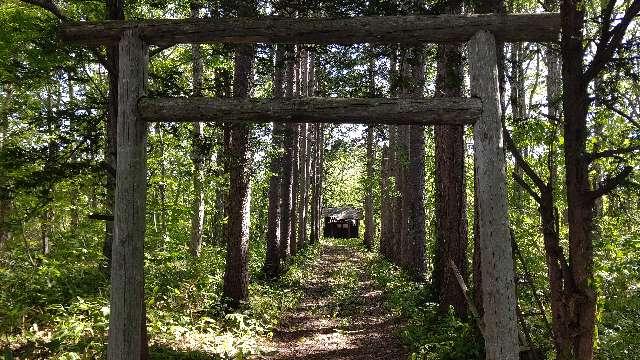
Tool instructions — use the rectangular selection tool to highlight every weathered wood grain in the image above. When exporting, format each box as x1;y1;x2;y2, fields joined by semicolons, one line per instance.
108;29;148;360
137;97;482;125
468;30;519;360
60;13;560;46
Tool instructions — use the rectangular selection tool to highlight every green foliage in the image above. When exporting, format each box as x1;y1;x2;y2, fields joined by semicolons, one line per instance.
368;253;484;360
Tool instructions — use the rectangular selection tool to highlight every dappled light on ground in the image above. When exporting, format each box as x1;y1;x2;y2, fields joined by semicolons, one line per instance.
254;239;408;360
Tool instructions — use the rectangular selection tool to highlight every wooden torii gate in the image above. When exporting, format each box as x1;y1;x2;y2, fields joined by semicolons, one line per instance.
61;13;560;360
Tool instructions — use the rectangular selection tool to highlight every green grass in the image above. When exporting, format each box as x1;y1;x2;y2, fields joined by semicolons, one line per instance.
0;237;322;360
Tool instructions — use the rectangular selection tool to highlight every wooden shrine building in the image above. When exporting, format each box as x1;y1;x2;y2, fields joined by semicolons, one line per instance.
323;207;361;239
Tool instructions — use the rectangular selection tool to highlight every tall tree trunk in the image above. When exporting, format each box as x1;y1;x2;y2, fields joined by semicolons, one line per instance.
379;144;391;258
41;88;55;256
297;122;308;250
222;37;255;307
279;47;295;260
388;124;400;264
509;42;529;206
405;46;426;280
264;45;285;278
289;123;300;255
296;47;309;250
363;55;376;251
433;0;468;317
189;1;206;258
103;0;124;273
289;46;301;255
40;212;51;255
364;125;375;251
68;74;80;229
315;123;325;243
309;123;318;243
0;84;12;250
397;48;411;270
308;51;319;245
156;123;168;246
560;0;596;358
387;49;401;265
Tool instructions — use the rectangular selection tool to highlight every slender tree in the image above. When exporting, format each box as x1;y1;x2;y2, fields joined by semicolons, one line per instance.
289;47;301;255
397;48;411;270
379;144;391;257
279;46;295;260
507;0;640;358
363;56;376;251
189;0;206;257
297;122;308;250
297;48;309;250
0;83;10;250
264;45;285;278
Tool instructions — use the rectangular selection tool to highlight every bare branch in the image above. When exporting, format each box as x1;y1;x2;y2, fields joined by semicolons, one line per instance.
503;124;548;193
19;0;110;69
20;0;68;22
88;213;114;221
599;99;640;129
590;166;633;199
149;45;172;58
587;144;640;162
513;172;543;204
584;0;640;82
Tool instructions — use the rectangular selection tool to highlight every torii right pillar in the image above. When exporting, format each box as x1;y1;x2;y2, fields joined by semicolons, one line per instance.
468;30;519;359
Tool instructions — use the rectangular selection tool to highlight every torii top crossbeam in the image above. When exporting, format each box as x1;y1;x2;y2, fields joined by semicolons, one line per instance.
59;13;559;46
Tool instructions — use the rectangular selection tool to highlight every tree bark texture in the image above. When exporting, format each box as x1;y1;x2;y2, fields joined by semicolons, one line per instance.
397;48;411;271
0;85;10;249
297;48;310;250
222;42;254;307
316;124;325;243
279;50;295;260
363;55;376;251
297;123;308;251
388;124;401;265
364;125;375;251
559;0;596;357
379;144;392;258
405;46;426;280
289;123;300;255
108;29;148;360
60;13;561;46
433;0;469;317
0;83;11;249
468;30;519;360
40;211;51;255
309;123;318;244
264;45;285;278
103;0;124;274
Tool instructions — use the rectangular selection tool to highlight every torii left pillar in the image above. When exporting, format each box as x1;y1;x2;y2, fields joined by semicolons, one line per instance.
108;29;149;360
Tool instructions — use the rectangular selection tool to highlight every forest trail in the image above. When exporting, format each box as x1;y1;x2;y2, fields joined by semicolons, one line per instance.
253;240;409;360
